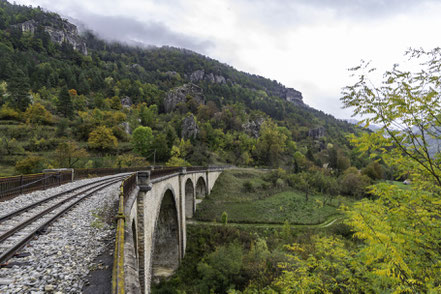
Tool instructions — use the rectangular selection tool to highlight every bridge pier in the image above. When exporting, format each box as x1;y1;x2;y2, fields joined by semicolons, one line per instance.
122;168;223;294
136;171;151;294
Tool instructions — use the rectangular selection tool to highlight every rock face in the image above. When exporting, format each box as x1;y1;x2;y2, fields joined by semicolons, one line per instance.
164;83;205;113
181;115;199;139
285;88;303;104
189;69;226;84
242;117;265;138
121;96;133;109
268;86;303;104
121;122;131;134
15;19;87;55
308;127;325;139
164;71;180;79
190;70;205;82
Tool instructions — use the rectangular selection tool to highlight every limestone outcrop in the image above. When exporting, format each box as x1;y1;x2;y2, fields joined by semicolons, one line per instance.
189;69;226;84
181;115;199;139
164;83;205;113
242;117;265;138
15;19;87;55
308;127;325;139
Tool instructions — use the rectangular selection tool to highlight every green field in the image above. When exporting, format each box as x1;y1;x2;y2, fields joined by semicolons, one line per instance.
195;169;348;225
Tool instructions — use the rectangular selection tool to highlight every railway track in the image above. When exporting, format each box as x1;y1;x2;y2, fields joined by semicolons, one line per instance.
0;174;129;265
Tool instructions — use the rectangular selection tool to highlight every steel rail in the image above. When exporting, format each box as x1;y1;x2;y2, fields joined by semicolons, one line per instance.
0;178;123;265
0;178;125;242
0;174;129;223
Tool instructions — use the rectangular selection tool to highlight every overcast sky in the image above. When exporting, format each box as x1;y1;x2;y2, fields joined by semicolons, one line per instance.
14;0;441;119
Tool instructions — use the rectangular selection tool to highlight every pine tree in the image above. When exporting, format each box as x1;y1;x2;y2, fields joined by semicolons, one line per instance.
8;69;30;111
57;86;73;118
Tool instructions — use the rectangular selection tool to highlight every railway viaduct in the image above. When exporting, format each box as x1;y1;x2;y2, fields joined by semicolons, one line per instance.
120;167;223;294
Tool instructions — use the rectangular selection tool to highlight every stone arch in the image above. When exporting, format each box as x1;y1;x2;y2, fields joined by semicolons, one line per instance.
185;178;195;218
151;188;180;284
196;176;207;199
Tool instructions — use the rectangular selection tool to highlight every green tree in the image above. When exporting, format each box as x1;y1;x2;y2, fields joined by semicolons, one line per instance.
87;126;118;151
0;103;20;120
57;86;73;118
8;69;30;111
24;102;53;124
197;243;243;293
55;141;88;168
15;155;46;174
0;137;23;155
339;167;370;198
361;161;384;181
256;120;287;167
131;126;154;159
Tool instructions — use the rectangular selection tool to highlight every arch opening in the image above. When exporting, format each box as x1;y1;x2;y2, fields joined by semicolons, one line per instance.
185;178;195;218
152;189;180;283
132;220;138;259
196;177;207;199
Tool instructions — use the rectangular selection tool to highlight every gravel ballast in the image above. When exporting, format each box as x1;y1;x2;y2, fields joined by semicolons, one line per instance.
0;175;125;294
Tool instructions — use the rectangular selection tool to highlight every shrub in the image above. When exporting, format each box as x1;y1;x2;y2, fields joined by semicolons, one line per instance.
24;103;53;124
243;181;254;192
221;211;228;225
339;167;370;198
15;155;46;174
0;103;20;120
88;126;118;151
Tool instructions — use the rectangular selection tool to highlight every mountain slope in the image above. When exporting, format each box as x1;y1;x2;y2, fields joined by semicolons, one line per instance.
0;0;358;175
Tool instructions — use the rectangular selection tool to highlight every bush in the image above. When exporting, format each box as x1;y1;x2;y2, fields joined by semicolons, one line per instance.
275;178;285;188
88;126;118;151
339;167;370;198
221;211;228;225
15;155;46;174
24;103;53;124
243;181;254;192
0;103;20;120
361;161;384;181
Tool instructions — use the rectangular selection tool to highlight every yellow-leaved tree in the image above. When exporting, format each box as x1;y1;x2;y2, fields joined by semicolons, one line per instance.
339;48;441;293
257;49;441;294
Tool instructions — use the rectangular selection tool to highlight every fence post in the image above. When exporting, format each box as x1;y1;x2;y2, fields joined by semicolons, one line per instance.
20;175;23;194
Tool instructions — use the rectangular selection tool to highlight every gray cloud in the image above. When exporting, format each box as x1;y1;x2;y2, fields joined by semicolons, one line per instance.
23;0;213;53
70;12;214;53
234;0;435;28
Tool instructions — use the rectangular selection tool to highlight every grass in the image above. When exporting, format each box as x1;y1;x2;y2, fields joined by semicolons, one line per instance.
0;163;17;177
388;180;412;190
195;169;349;225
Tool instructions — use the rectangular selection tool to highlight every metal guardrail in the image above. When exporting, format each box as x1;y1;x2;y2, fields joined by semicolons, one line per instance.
74;167;146;180
112;172;137;294
0;171;72;200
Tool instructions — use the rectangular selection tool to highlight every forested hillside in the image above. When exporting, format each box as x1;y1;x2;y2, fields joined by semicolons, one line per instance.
0;0;358;175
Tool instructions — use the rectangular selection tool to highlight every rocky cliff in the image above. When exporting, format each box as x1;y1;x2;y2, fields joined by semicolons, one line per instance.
15;19;87;55
164;83;205;113
188;69;303;106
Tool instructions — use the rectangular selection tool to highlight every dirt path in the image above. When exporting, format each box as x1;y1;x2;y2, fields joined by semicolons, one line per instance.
187;214;344;229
